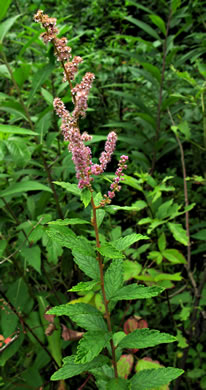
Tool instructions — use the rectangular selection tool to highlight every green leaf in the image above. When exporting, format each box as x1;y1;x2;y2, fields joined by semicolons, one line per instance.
0;64;10;79
158;232;166;252
68;281;99;292
149;14;166;36
51;355;108;380
28;63;55;105
130;367;184;389
105;259;124;300
162;249;187;264
7;139;31;167
111;233;149;252
46;226;77;250
141;62;161;83
124;16;160;40
97;243;125;259
80;188;91;207
0;124;37;136
123;260;142;281
21;245;41;274
48;218;90;226
110;284;164;301
0;15;20;43
72;237;100;280
0;100;30;122
41;87;53;106
110;201;147;213
75;331;112;364
119;329;176;349
177;121;191;140
192;229;206;241
106;378;129;390
47;302;106;332
168;223;188;246
0;0;12;21
0;180;52;197
171;0;181;13
53;181;81;196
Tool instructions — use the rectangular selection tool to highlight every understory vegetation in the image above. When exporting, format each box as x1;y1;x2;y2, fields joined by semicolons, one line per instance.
0;0;206;389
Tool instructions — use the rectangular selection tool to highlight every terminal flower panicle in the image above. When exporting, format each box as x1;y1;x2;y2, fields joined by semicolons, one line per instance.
34;10;128;201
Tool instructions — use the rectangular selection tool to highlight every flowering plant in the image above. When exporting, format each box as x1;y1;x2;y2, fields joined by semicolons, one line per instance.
34;10;183;388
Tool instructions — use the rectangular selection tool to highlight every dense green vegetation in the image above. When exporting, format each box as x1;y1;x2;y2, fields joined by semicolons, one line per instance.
0;0;206;389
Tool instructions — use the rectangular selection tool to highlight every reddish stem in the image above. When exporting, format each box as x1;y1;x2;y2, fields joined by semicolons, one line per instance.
91;194;118;378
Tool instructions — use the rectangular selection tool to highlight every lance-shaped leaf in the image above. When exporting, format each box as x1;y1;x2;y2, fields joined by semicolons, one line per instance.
75;331;112;364
48;218;90;226
53;181;81;196
68;280;99;292
168;223;188;246
111;233;149;252
47;303;106;332
0;180;52;198
51;355;109;380
104;259;124;300
130;367;184;389
46;227;77;249
97;243;125;259
72;238;100;280
110;284;164;301
118;329;176;349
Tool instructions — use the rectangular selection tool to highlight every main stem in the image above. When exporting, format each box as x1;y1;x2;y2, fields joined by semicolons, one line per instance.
90;195;118;378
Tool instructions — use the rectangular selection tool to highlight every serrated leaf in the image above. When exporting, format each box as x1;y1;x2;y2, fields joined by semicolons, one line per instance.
0;180;52;197
47;302;106;331
0;124;37;135
130;367;184;389
111;233;149;252
53;181;81;196
162;249;186;264
75;331;112;364
68;280;99;292
72;237;100;280
51;355;108;380
21;245;41;274
97;243;125;259
48;218;90;226
111;284;164;301
168;223;188;246
7;139;31;167
46;227;77;250
109;200;147;213
81;188;91;207
105;259;124;300
107;377;129;389
119;329;176;349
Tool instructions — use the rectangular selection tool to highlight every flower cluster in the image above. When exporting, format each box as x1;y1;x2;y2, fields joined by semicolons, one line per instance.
100;155;128;206
35;10;128;203
63;56;83;82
